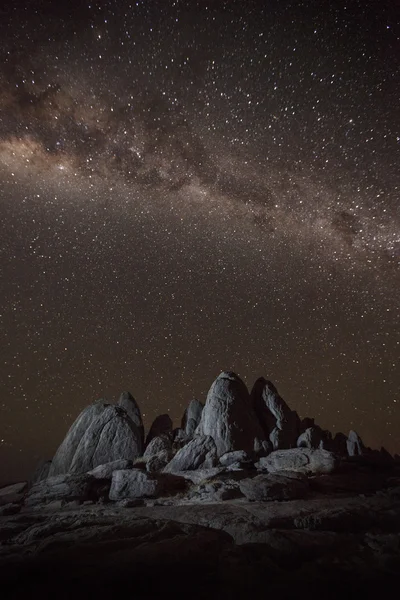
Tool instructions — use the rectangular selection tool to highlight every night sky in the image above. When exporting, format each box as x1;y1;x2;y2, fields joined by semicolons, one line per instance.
0;0;399;483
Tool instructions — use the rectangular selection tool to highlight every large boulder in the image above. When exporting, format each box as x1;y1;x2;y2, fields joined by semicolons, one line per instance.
145;414;173;447
49;402;142;476
257;448;339;475
181;399;204;437
163;436;218;473
195;372;266;457
239;472;309;501
109;469;186;500
251;378;300;450
25;474;109;506
118;391;145;453
143;434;173;458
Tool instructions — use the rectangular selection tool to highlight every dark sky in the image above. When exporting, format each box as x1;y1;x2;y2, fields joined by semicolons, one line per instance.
0;0;399;482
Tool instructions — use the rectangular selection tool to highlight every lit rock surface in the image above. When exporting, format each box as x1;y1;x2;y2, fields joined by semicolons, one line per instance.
196;372;266;456
49;402;142;476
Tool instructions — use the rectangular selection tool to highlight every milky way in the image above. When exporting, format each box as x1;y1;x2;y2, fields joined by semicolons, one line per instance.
0;0;399;481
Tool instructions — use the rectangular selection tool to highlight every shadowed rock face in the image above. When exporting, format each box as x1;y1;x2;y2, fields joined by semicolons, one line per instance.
195;372;266;457
181;399;204;437
118;392;145;454
48;403;142;476
145;414;173;447
251;378;300;449
163;435;218;473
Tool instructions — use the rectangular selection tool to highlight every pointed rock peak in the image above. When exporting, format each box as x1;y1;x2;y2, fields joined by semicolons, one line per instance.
119;391;135;402
217;371;244;382
196;371;265;456
145;414;173;447
181;398;204;437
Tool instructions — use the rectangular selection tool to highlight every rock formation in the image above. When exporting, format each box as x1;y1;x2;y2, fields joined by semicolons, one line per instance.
195;372;266;456
118;391;145;453
251;377;300;450
347;430;365;456
181;398;204;437
49;402;142;476
145;414;173;447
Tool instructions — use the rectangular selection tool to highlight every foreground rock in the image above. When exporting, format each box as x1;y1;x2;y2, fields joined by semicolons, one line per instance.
109;469;186;500
257;448;338;474
239;472;309;501
49;402;142;476
196;372;266;457
1;489;400;599
87;459;134;479
164;436;218;473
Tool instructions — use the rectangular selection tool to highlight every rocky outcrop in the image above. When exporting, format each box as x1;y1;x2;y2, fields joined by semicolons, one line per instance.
181;398;204;437
145;414;173;447
297;426;324;449
163;436;218;473
118;391;145;453
239;472;309;501
219;450;250;467
196;372;266;457
347;430;365;456
257;448;338;475
251;378;300;450
25;474;110;506
49;402;142;476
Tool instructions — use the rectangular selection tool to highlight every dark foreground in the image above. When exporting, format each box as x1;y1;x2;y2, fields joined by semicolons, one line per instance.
1;489;400;600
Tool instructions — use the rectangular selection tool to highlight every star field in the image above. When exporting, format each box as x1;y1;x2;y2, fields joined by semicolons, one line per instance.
0;0;399;482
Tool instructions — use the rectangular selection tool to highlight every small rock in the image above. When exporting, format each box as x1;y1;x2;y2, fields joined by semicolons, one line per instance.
145;414;173;447
219;450;249;467
146;451;171;473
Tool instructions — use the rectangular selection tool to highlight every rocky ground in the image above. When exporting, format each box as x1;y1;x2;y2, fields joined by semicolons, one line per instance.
1;459;400;599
